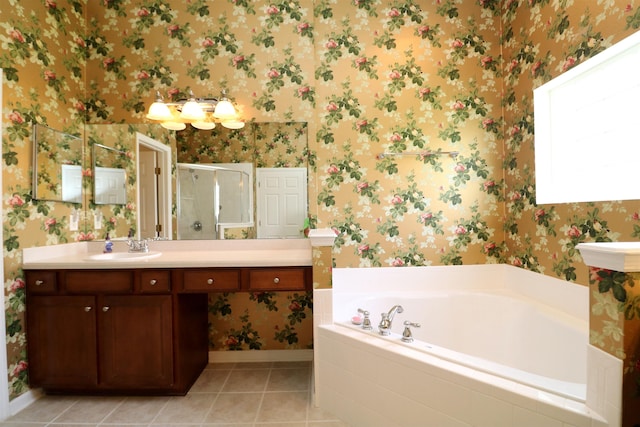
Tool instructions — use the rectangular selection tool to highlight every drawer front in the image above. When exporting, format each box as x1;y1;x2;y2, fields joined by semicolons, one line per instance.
65;270;133;293
140;270;171;293
25;271;57;294
249;268;307;291
183;269;241;292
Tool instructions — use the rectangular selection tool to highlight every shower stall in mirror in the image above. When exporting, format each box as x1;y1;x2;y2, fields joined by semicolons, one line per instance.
176;163;254;239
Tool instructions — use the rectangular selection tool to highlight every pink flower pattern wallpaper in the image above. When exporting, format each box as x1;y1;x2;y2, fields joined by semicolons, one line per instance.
2;0;640;405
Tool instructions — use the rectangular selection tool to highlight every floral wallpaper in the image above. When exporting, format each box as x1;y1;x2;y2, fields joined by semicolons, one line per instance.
178;121;313;349
2;0;640;410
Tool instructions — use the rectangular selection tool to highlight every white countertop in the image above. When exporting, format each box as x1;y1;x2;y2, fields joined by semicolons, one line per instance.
22;239;313;269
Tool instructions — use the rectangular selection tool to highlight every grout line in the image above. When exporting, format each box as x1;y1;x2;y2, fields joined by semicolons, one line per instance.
96;397;126;426
147;394;172;426
251;365;272;425
47;397;81;425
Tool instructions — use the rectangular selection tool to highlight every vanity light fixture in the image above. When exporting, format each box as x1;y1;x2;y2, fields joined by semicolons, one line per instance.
146;90;245;131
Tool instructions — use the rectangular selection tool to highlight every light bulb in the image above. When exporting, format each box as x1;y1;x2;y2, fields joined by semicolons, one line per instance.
180;99;206;121
146;101;173;121
213;99;237;120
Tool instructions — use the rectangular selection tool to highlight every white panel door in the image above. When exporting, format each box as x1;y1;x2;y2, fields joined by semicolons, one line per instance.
94;167;126;204
138;148;158;239
256;168;307;238
61;164;82;203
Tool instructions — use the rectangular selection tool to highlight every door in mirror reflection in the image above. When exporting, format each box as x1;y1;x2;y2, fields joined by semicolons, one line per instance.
256;168;307;238
94;167;126;204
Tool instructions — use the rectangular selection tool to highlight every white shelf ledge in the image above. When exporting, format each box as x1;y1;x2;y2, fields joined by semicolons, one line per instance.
577;242;640;272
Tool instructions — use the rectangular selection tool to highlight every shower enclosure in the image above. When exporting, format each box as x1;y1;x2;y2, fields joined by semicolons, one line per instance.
176;163;253;239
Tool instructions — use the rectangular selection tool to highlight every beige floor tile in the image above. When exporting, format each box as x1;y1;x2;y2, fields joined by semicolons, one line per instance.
4;395;78;423
256;391;308;423
47;424;98;427
266;368;310;391
204;392;262;423
52;396;125;424
233;361;273;370
204;362;236;370
255;423;306;427
201;424;252;427
221;368;270;392
189;368;230;393
152;393;215;424
0;423;48;427
308;422;352;427
271;361;312;369
102;395;170;423
0;362;350;426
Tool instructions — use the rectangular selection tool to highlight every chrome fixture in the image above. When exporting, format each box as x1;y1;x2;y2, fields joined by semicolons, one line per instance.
357;308;372;330
146;89;244;131
378;304;404;336
401;321;421;343
127;229;150;253
126;239;149;253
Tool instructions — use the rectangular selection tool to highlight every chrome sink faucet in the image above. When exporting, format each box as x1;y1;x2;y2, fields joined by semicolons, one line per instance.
378;304;404;335
126;229;149;253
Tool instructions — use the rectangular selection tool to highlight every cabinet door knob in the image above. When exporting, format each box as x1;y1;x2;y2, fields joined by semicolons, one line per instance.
207;278;214;285
84;306;92;312
35;280;44;286
102;306;110;312
149;279;157;286
273;277;280;284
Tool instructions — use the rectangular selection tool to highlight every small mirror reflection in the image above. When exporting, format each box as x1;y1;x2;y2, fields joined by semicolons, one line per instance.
32;124;83;203
92;143;129;205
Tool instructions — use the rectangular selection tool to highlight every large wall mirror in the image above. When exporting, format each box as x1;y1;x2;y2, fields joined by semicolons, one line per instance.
32;124;83;204
32;122;309;240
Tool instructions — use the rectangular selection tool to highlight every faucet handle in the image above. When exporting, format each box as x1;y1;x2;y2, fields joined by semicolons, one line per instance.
401;321;421;343
357;308;372;330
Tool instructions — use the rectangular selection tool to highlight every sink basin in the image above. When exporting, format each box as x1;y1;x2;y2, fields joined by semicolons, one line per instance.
85;251;162;261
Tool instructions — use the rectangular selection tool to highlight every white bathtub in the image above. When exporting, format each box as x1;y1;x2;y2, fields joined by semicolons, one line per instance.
313;264;617;427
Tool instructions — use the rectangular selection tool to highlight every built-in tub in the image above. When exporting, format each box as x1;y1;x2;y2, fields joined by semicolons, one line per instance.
313;264;615;427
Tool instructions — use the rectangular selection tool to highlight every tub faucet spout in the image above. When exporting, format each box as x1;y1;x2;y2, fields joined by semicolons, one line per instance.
378;305;403;335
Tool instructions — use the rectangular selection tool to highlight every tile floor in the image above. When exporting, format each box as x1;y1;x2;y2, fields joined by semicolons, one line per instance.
0;361;349;427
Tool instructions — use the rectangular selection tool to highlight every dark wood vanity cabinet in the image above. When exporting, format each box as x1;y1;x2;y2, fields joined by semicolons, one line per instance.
27;295;99;388
25;269;205;395
25;265;310;395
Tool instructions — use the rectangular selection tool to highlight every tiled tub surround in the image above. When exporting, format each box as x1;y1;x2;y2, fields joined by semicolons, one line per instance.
314;265;622;427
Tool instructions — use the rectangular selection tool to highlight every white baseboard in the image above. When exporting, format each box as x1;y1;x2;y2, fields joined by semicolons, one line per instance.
8;388;42;419
208;349;313;364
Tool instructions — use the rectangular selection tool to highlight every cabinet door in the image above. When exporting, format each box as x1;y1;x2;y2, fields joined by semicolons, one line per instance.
27;296;98;388
98;295;173;388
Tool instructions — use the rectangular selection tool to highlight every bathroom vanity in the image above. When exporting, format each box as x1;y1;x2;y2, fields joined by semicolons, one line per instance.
22;239;312;395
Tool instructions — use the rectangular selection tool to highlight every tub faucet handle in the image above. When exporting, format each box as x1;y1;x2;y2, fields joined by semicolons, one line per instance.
357;308;372;330
402;321;421;343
